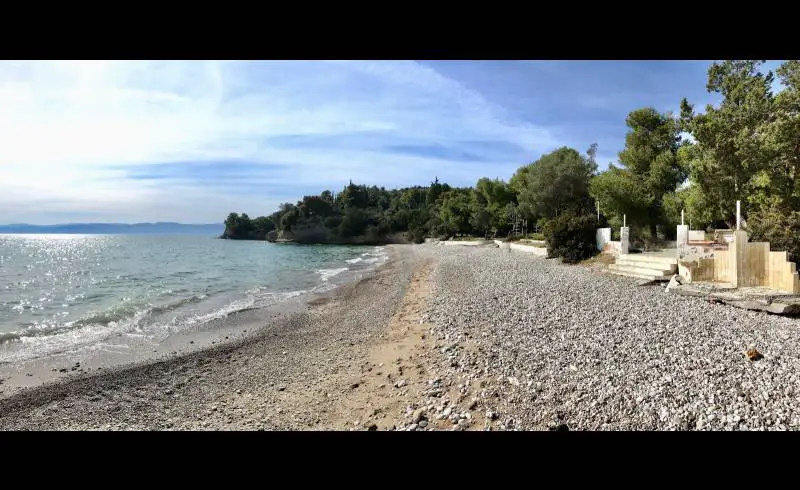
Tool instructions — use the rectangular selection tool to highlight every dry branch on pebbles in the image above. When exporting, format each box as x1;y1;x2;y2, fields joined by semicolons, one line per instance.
404;246;800;431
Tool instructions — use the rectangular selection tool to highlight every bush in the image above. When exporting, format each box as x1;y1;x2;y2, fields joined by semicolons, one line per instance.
543;213;599;263
408;228;427;244
747;207;800;263
528;232;545;241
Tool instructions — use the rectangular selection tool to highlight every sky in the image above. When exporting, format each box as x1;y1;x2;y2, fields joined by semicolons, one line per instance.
0;60;786;224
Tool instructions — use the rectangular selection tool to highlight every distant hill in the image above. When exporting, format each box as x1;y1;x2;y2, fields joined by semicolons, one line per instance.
0;222;224;236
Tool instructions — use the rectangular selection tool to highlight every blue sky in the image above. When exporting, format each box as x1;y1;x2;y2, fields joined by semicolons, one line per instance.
0;60;785;224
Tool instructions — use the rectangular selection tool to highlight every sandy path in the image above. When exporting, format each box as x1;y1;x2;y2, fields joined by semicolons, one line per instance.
282;258;437;430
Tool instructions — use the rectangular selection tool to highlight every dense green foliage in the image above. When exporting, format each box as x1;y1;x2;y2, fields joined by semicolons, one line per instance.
224;60;800;262
590;107;687;239
222;212;276;240
678;60;800;260
512;146;597;223
543;213;600;264
222;178;521;244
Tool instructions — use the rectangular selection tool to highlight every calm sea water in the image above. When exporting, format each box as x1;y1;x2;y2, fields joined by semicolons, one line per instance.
0;235;386;363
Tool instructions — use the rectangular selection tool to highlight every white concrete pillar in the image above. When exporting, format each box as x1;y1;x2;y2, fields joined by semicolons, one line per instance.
596;227;611;252
620;226;630;254
677;224;689;258
736;200;741;230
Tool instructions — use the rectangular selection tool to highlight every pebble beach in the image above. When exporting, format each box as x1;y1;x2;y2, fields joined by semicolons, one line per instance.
2;243;800;430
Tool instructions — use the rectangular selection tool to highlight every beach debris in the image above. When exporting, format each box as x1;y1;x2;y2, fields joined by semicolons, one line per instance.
394;379;407;388
746;347;764;361
665;274;682;293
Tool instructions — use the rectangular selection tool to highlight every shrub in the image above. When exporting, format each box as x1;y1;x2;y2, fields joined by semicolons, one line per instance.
528;232;545;241
543;213;599;263
747;207;800;263
408;227;427;244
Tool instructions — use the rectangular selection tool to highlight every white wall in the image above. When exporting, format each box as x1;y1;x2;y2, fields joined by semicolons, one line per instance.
688;230;705;242
596;228;611;252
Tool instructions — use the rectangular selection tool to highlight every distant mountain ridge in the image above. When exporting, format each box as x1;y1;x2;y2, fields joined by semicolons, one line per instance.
0;222;224;235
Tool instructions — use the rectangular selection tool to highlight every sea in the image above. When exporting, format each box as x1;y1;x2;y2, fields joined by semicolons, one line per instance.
0;234;387;364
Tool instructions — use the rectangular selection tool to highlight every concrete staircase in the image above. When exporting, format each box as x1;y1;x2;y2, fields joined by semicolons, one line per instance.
608;253;678;281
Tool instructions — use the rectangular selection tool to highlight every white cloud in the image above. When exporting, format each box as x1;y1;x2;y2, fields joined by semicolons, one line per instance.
0;60;556;224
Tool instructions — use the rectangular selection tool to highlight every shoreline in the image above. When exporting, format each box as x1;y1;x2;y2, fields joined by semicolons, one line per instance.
0;244;427;430
0;245;388;398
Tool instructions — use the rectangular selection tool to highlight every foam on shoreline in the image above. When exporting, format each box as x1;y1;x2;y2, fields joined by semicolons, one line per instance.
0;244;401;398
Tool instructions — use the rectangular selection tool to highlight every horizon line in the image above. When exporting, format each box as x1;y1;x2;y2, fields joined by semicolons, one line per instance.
0;221;224;227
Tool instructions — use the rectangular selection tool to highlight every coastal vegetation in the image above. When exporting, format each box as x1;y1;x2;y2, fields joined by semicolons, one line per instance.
224;60;800;262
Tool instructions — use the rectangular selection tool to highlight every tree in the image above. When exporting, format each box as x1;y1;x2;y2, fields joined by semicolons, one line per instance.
590;108;685;239
438;189;473;237
681;60;775;227
474;178;515;234
743;60;800;260
299;195;334;218
590;164;652;227
757;60;800;210
223;212;240;238
516;147;596;223
426;177;448;207
469;191;492;238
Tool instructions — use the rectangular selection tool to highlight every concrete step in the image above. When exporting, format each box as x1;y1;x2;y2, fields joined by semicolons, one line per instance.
606;269;671;281
615;261;677;275
608;264;674;276
615;253;678;266
612;257;676;268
